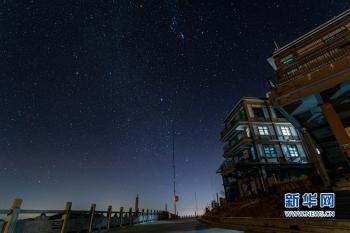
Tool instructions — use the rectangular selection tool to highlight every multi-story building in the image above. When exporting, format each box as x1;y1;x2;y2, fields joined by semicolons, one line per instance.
218;97;314;202
267;10;350;187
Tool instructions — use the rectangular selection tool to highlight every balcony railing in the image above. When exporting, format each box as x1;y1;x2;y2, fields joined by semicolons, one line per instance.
221;118;248;140
277;32;350;86
219;159;237;174
284;156;308;163
220;156;258;174
278;135;301;141
254;135;301;141
223;133;252;155
220;155;308;174
259;155;308;164
254;134;278;140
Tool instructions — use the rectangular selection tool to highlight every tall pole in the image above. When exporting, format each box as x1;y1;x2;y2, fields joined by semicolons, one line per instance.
135;194;139;213
195;192;198;217
172;121;177;216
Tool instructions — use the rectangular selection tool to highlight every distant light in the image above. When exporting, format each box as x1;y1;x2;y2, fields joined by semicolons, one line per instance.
316;148;321;155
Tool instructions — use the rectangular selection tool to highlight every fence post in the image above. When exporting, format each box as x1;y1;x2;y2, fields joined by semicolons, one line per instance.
128;208;133;225
88;204;96;233
141;209;145;222
119;207;124;226
107;205;112;230
2;198;22;233
60;202;72;233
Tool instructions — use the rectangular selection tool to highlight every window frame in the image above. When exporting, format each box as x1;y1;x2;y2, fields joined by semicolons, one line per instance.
257;125;270;135
263;144;277;157
252;107;265;119
287;145;299;157
274;109;285;118
280;126;292;136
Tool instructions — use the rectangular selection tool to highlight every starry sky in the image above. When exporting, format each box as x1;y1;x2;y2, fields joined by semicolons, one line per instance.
0;1;349;215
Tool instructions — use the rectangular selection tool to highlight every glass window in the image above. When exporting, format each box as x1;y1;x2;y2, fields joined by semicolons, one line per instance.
274;109;285;118
257;126;269;135
283;57;293;65
263;144;277;157
239;108;247;119
252;107;265;118
281;54;294;65
287;145;299;157
250;147;256;160
280;126;291;136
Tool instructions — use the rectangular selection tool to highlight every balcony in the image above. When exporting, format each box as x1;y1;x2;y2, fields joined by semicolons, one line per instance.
219;159;236;175
220;155;309;175
254;134;301;142
221;118;248;141
271;39;350;106
278;135;301;141
267;10;350;107
283;156;308;163
220;153;258;175
223;132;252;157
276;30;350;86
254;134;278;141
259;156;284;163
259;155;308;164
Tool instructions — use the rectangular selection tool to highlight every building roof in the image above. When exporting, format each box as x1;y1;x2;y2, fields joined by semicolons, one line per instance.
223;96;267;122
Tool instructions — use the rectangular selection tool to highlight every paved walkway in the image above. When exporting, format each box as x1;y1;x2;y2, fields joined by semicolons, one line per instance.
110;219;244;233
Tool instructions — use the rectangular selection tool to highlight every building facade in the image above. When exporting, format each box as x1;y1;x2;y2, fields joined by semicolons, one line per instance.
267;9;350;186
218;97;314;202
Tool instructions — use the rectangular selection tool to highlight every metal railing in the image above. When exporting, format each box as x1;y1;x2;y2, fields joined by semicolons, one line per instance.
277;33;350;86
221;118;248;140
224;133;252;155
0;198;167;233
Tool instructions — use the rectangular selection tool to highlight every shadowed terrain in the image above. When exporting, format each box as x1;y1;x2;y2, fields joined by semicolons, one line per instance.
110;219;244;233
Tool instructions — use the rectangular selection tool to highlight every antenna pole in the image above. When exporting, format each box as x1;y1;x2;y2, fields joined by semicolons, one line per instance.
195;192;198;217
172;121;177;217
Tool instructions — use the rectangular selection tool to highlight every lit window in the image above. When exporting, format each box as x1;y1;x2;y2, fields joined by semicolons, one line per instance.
257;126;269;135
280;126;291;136
283;58;293;65
287;145;299;157
263;144;277;157
281;54;294;65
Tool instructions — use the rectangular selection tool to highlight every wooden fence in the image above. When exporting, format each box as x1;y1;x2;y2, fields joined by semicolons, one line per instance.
0;198;168;233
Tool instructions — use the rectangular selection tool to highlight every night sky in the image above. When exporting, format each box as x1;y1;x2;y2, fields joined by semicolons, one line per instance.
1;1;349;215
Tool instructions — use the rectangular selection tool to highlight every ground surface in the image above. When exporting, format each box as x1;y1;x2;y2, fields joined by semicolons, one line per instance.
110;219;244;233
